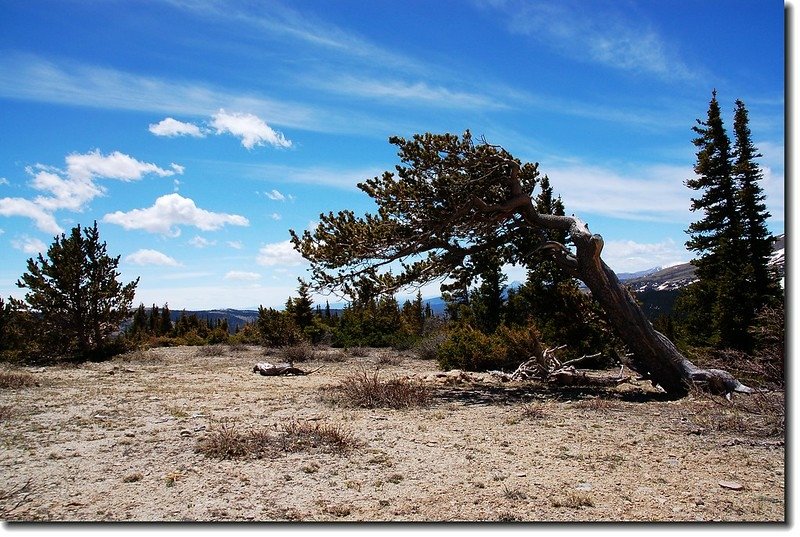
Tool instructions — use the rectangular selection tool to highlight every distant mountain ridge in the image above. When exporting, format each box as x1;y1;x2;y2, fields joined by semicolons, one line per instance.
625;233;785;293
176;234;784;329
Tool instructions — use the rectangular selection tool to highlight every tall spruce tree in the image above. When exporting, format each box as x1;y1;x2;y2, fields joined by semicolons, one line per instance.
682;92;776;349
732;99;780;307
469;251;507;334
16;222;138;360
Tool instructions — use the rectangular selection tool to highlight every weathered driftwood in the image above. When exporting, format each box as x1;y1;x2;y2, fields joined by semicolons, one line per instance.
490;347;630;387
252;362;323;377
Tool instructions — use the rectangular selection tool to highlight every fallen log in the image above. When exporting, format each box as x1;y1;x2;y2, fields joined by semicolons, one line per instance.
252;362;323;376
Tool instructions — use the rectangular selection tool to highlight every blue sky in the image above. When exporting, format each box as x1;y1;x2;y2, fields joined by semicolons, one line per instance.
0;0;787;310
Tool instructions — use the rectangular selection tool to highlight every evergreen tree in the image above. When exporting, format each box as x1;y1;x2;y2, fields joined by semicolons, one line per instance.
15;222;138;360
685;90;743;278
159;303;173;336
148;304;159;334
292;280;315;330
732;99;781;306
682;92;777;349
469;252;507;334
130;303;147;335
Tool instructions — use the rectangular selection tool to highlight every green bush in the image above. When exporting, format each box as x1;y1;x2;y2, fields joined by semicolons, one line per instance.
436;326;508;371
435;324;544;372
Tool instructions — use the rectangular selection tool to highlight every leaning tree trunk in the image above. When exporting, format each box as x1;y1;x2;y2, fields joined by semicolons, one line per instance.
530;211;752;398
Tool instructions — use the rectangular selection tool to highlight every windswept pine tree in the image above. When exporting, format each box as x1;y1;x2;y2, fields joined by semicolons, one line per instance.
293;131;752;396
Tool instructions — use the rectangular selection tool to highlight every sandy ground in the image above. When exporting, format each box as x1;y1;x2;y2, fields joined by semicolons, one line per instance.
0;345;785;522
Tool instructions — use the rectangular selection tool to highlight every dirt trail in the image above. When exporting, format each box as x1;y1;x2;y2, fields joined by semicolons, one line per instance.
0;346;785;522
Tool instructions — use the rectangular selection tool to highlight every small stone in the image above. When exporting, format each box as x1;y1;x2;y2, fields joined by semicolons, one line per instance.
576;482;592;491
515;472;527;477
719;481;744;490
179;429;193;437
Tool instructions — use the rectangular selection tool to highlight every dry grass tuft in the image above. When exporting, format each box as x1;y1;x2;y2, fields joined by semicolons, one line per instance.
0;370;38;390
0;405;14;422
116;348;165;364
196;345;226;357
197;418;358;460
573;397;620;411
687;389;785;438
375;353;402;366
323;367;432;409
551;490;594;508
280;342;316;364
278;420;357;454
345;346;370;358
520;402;548;420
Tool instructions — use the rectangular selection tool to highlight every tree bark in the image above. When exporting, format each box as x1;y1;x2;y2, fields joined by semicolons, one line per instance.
527;209;752;398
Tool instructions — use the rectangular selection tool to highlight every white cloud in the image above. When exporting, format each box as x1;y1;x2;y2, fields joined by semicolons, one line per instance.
210;109;292;149
0;197;62;234
149;117;205;137
103;193;249;237
125;249;182;267
0;177;9;186
270;213;282;221
227;240;244;250
265;189;286;201
25;150;181;213
601;238;691;273
64;150;181;182
28;168;104;212
547;163;693;223
11;235;47;254
188;235;216;248
256;240;305;267
224;270;262;282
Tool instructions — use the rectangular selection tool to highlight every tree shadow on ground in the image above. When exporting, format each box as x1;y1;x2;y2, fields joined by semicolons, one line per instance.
433;382;678;407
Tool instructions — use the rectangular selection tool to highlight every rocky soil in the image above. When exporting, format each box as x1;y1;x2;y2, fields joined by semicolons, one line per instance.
0;345;785;522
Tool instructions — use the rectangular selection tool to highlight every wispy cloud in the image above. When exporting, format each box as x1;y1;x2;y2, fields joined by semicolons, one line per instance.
103;193;249;237
546;163;693;223
265;189;286;201
483;0;699;81
11;235;47;255
211;109;292;149
188;235;216;248
0;54;319;130
248;164;383;191
226;240;244;250
256;240;305;267
308;75;506;110
224;270;262;282
125;248;182;267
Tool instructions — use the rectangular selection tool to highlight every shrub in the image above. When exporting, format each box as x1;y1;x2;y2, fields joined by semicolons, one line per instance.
436;325;523;372
0;369;38;389
280;342;316;364
412;332;447;361
324;367;431;409
196;419;357;460
197;345;226;357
